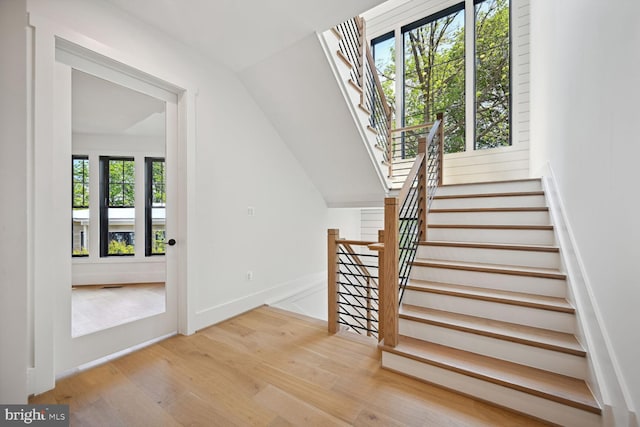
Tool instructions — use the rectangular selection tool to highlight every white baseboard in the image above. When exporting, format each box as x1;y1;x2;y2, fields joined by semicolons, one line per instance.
193;272;324;331
543;168;636;427
269;279;327;321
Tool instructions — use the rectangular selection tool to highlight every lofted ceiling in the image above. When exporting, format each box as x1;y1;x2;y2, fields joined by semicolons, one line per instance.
101;0;387;71
72;69;165;136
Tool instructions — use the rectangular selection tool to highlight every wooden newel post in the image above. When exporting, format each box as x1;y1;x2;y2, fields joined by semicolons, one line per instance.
437;112;444;186
383;198;399;347
327;229;340;334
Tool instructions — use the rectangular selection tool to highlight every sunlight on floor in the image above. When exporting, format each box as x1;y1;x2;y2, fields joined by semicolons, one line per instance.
71;283;165;337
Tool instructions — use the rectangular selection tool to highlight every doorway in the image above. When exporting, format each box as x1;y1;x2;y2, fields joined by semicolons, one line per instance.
53;46;180;374
70;69;168;337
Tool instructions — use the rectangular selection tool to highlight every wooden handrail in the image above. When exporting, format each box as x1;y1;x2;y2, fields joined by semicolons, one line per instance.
365;48;392;119
339;239;377;246
397;153;425;203
437;112;444;186
355;16;365;86
391;122;435;134
342;242;377;287
378;113;445;348
426;118;442;146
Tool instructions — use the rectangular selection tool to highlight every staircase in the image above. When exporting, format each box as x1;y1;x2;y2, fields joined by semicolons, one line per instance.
379;178;602;427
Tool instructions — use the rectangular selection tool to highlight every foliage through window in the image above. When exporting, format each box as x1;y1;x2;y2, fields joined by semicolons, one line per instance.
403;4;466;154
146;158;166;256
372;33;396;126
475;0;510;149
100;157;136;256
371;0;511;154
72;156;90;256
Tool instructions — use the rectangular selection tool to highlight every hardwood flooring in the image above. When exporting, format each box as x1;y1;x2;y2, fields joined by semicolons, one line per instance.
31;306;548;426
72;283;165;337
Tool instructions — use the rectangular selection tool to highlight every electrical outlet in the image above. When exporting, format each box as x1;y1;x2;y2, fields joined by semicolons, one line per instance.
247;206;255;216
246;271;253;281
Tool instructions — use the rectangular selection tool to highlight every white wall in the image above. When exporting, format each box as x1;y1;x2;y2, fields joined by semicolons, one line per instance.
271;208;361;320
23;0;352;394
0;0;29;404
530;0;640;422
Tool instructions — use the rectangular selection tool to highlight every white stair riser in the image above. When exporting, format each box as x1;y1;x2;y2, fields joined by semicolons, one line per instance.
426;227;556;246
410;266;567;298
399;319;587;379
382;352;601;427
402;290;576;334
432;195;547;210
417;246;560;269
428;210;550;225
436;180;542;196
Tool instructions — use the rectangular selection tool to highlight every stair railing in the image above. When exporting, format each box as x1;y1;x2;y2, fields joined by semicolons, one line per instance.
334;18;364;89
380;114;444;347
363;40;393;177
335;17;394;179
327;230;380;339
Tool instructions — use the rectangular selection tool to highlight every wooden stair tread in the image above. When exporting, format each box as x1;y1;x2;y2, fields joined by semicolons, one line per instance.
358;104;371;115
419;240;559;253
405;280;574;313
382;336;600;414
427;224;554;230
347;78;362;93
411;259;566;280
399;305;584;356
430;207;548;213
434;191;545;200
336;50;354;70
392;158;416;165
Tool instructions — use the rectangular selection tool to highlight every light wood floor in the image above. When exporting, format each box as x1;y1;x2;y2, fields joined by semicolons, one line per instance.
31;306;548;426
72;283;165;337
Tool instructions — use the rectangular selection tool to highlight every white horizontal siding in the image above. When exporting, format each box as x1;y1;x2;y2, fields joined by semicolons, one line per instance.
443;144;529;184
513;0;531;155
361;208;384;242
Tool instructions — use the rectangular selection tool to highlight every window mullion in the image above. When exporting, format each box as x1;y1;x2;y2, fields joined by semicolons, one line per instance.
465;0;475;152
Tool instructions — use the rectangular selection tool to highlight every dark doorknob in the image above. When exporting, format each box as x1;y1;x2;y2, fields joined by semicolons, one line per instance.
167;239;176;246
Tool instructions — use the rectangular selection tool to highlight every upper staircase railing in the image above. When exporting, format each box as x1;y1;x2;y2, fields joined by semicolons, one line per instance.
334;18;363;88
334;17;394;179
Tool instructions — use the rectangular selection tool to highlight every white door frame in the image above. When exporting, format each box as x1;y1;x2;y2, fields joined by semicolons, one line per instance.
28;14;196;396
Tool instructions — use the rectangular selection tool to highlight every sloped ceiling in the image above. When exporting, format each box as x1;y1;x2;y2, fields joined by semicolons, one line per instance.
102;0;387;71
72;69;165;136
